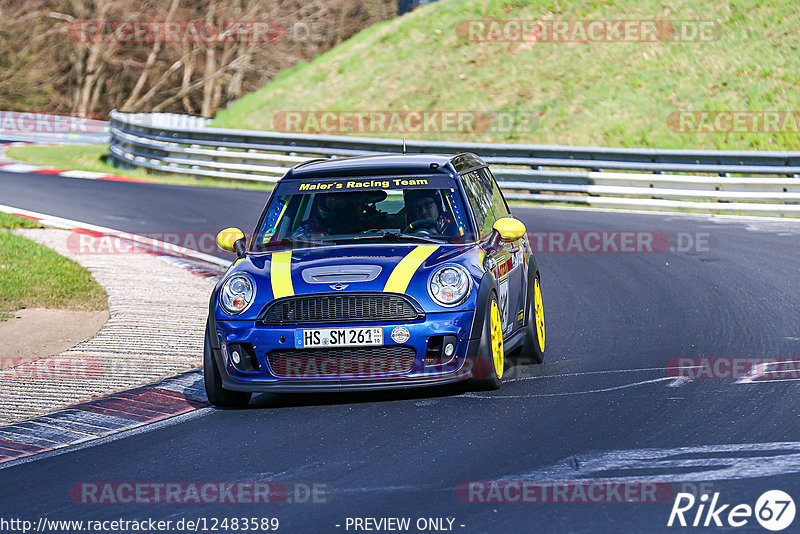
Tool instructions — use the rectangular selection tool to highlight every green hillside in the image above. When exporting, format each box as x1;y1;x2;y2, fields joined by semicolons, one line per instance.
211;0;799;150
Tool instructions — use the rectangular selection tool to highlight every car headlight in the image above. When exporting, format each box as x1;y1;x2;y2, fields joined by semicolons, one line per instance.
219;273;256;315
428;264;472;307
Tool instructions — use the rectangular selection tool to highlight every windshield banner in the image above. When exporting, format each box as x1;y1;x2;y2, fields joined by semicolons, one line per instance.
281;175;456;194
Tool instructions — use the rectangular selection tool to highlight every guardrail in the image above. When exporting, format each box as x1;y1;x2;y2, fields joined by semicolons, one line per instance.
109;110;800;216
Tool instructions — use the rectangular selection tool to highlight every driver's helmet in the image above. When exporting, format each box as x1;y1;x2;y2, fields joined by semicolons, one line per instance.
404;189;445;224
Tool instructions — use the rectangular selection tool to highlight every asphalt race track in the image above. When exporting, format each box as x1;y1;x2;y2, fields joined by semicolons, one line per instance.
2;171;799;533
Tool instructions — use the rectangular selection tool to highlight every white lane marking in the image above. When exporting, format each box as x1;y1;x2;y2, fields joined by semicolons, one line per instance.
59;170;110;179
513;203;800;224
736;362;769;384
460;376;673;399
735;360;800;384
667;377;693;387
749;378;800;383
0;203;228;267
505;442;800;483
757;360;800;374
504;366;690;383
0;163;49;172
737;359;800;384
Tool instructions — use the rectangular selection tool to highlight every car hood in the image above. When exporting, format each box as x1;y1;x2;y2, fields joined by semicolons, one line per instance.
221;242;483;317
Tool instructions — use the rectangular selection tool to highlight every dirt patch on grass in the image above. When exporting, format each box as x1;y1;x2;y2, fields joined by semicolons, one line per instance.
0;308;108;359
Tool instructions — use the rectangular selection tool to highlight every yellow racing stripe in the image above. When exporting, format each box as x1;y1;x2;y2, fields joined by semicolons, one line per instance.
270;250;294;298
383;245;439;294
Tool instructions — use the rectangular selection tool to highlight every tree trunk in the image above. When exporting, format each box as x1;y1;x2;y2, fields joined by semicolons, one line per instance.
121;0;181;111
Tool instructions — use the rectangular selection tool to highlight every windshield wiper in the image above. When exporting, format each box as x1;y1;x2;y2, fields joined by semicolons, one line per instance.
350;231;445;244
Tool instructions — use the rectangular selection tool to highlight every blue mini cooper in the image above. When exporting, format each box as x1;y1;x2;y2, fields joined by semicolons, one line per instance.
205;153;545;406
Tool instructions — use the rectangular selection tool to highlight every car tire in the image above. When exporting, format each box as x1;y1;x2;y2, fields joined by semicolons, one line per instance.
204;322;252;407
469;292;504;390
520;274;545;364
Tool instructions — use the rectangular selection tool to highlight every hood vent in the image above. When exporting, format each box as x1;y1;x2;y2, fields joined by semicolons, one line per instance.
301;265;382;284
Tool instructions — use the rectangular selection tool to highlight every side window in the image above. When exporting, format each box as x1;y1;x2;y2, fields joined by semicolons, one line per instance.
461;170;494;237
482;168;510;221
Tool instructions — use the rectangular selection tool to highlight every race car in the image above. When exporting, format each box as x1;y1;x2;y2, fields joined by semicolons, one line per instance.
204;153;545;406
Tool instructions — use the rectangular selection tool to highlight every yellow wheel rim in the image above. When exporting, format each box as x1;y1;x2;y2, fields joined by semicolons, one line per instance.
490;299;504;379
534;278;545;352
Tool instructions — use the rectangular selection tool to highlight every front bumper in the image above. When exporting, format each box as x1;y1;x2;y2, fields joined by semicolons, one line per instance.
211;310;476;393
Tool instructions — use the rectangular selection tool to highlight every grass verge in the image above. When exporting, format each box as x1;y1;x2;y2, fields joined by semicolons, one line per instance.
212;0;800;151
6;144;274;191
0;213;107;320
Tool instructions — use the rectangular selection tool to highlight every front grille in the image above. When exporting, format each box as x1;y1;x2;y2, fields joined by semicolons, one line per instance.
267;346;416;378
259;293;422;325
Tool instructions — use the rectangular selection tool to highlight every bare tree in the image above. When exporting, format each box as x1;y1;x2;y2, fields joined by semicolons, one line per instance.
0;0;395;118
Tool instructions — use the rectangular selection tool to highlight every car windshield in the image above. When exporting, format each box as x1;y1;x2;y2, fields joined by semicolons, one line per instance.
251;175;475;251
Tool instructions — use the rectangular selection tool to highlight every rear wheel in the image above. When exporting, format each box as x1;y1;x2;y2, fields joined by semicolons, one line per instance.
204;322;252;407
521;275;545;363
470;293;504;390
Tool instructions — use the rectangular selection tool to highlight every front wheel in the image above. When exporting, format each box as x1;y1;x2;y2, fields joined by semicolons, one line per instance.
469;293;504;390
204;322;252;407
521;275;545;363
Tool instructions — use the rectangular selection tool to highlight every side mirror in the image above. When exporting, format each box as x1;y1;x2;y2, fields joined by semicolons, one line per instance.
216;227;247;257
493;217;526;242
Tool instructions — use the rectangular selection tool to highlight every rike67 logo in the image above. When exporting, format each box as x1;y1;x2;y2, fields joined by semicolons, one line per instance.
668;490;795;531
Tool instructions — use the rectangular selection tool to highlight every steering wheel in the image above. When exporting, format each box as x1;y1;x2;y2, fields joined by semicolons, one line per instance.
403;218;439;236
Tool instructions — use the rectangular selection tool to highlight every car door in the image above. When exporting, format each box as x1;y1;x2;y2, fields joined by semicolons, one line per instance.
481;168;525;337
462;168;521;338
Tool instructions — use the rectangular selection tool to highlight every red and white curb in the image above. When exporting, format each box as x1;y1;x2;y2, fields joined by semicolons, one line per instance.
0;206;233;454
0;369;206;466
0;224;217;423
0;142;155;183
0;155;236;461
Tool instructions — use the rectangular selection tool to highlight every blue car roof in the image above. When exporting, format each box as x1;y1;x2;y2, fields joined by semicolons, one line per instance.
281;153;486;181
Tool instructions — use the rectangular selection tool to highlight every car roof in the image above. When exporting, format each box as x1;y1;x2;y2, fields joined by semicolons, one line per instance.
281;153;486;181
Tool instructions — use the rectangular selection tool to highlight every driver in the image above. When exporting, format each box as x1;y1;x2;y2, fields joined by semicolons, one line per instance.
292;191;384;238
404;189;456;236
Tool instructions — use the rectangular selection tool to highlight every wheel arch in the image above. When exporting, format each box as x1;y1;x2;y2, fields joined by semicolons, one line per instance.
468;272;498;340
524;253;541;327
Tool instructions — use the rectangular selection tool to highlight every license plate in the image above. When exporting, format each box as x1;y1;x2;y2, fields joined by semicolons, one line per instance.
295;327;383;348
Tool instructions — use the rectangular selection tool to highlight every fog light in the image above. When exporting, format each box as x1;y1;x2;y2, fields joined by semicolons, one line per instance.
226;343;260;372
424;335;458;366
